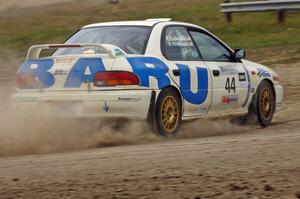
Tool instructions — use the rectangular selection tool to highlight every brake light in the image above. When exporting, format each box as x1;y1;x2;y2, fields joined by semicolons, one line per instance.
16;73;40;89
94;71;140;87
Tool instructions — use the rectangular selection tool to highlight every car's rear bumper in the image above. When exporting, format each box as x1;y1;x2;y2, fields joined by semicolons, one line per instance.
12;90;153;119
274;84;284;112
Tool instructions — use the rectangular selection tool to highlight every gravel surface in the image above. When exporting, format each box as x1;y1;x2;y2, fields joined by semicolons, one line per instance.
0;64;299;199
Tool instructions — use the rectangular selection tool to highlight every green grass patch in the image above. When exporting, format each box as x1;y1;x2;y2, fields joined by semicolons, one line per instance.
0;0;299;59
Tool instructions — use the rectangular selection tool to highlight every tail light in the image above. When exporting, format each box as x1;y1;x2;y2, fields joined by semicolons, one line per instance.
94;71;140;87
16;73;40;89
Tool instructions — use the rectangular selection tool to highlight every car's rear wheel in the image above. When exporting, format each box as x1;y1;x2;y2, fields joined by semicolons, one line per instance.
155;88;182;136
255;81;275;127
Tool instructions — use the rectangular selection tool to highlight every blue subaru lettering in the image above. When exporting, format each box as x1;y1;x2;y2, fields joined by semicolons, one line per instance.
176;64;208;105
127;57;170;89
64;58;105;88
17;59;55;88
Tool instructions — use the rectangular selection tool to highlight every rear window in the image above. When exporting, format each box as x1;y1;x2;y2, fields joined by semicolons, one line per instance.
54;26;151;56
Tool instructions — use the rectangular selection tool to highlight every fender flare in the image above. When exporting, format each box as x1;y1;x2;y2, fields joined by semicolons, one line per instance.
147;85;183;126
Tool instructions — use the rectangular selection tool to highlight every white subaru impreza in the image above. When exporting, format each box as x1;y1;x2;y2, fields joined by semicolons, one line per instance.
13;18;283;136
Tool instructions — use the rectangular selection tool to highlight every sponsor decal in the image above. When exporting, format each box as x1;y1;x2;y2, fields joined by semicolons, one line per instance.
222;94;239;105
127;57;171;89
166;35;194;47
114;48;125;57
239;72;246;81
257;68;271;78
53;70;68;76
239;82;248;88
199;108;206;114
18;56;209;105
176;64;208;105
18;59;55;89
191;51;199;58
54;58;75;64
64;58;105;88
127;57;209;105
218;65;237;76
103;101;110;112
118;97;141;102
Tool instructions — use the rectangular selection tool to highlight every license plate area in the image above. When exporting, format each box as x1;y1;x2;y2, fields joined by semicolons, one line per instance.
44;101;79;116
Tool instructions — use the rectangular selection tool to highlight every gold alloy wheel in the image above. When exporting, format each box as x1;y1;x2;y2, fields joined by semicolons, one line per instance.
161;96;179;134
260;87;272;119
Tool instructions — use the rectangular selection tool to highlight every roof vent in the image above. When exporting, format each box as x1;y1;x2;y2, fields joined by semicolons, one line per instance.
145;18;172;22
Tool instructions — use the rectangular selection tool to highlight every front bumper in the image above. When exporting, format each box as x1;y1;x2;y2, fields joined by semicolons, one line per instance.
12;90;153;119
274;84;284;112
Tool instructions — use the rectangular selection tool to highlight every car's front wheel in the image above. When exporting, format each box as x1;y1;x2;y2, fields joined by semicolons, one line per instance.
155;87;182;136
237;80;275;127
255;80;276;127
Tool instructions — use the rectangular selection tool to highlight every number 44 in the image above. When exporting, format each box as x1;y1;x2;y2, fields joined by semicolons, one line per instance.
225;77;236;93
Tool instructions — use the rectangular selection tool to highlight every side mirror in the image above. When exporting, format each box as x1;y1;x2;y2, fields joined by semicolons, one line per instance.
234;49;246;60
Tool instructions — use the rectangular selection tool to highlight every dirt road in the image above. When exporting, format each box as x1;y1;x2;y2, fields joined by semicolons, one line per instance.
0;63;299;198
0;127;299;199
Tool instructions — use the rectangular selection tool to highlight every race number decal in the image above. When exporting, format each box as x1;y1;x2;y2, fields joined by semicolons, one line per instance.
225;77;236;93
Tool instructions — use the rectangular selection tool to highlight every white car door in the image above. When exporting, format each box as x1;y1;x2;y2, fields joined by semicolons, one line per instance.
161;26;213;118
188;29;250;115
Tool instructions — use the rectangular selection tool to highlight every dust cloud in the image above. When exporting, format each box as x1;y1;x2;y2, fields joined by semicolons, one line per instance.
0;85;159;157
0;50;159;157
0;92;160;156
0;50;249;157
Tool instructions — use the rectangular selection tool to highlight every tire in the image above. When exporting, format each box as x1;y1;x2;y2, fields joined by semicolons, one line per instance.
155;87;182;136
255;80;276;127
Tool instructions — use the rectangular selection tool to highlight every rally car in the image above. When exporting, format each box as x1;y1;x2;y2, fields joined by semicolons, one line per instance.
12;18;283;136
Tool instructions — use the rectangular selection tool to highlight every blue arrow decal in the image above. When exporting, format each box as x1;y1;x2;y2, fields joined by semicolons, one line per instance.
103;101;110;112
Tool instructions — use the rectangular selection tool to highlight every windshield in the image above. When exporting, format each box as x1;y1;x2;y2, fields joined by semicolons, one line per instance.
54;26;151;56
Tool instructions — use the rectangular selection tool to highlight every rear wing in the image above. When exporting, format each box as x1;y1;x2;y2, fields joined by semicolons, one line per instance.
26;43;127;60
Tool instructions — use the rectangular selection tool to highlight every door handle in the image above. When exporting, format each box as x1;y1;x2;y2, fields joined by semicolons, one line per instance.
212;70;220;77
173;69;180;76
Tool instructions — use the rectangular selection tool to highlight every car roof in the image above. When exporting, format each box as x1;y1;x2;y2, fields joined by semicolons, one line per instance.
82;19;204;29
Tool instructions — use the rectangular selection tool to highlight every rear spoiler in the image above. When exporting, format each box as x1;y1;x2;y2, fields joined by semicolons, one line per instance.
26;43;127;60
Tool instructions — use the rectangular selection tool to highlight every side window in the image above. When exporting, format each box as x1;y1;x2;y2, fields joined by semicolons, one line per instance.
163;27;200;61
189;31;233;62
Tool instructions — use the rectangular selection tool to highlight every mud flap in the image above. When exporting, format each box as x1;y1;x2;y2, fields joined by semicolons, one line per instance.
147;91;156;129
